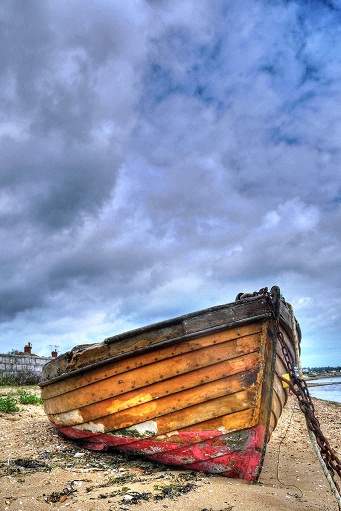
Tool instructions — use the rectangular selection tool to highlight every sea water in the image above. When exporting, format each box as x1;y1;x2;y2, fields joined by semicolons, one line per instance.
307;376;341;404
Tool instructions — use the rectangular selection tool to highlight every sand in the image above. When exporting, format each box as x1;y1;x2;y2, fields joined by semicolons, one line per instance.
0;389;340;511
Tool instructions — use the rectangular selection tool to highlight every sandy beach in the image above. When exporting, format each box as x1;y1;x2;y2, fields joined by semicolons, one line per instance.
0;390;340;511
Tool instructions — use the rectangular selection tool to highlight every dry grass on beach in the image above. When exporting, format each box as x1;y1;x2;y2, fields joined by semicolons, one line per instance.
0;389;340;511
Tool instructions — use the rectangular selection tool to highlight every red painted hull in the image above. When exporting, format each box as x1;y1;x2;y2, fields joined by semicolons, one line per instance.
54;424;265;482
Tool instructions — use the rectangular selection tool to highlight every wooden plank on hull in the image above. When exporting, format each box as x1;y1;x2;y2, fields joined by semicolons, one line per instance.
56;388;256;439
273;373;288;409
271;389;283;427
49;368;260;427
43;341;261;414
41;323;263;399
277;328;296;365
180;407;257;434
269;410;277;432
275;356;288;379
116;388;257;435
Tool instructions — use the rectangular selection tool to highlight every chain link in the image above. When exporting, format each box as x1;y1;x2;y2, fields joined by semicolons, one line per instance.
257;287;341;495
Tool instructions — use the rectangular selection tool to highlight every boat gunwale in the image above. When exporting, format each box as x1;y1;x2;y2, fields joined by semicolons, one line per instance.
103;295;266;345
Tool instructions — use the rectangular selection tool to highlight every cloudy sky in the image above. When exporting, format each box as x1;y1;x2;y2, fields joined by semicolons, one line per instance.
1;0;340;367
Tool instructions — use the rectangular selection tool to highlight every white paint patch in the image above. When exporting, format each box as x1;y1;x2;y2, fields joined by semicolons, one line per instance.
76;422;105;433
165;430;179;438
217;426;228;433
125;420;158;437
51;409;84;426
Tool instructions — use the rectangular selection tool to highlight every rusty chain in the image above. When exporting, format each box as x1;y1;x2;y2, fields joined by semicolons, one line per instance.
257;287;341;495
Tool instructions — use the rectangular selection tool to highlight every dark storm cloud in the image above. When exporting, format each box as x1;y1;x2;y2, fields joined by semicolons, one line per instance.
1;136;117;228
0;0;340;366
0;0;149;321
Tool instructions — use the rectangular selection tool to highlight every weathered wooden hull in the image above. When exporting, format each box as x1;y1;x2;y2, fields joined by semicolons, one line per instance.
40;288;299;482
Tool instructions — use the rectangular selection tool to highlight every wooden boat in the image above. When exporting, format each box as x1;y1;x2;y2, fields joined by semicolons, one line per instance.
40;286;300;482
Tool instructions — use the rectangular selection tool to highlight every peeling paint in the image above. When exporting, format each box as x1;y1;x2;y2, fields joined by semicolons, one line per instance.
166;430;179;438
50;409;84;426
217;426;227;433
117;420;158;438
76;421;105;433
